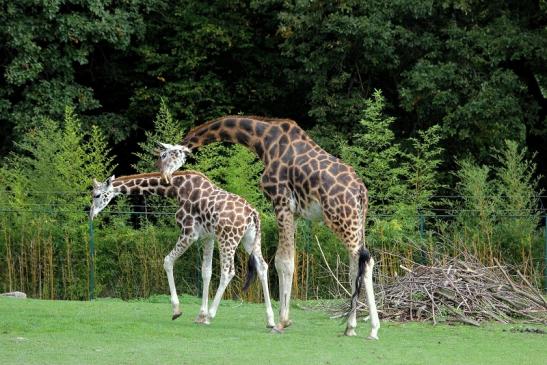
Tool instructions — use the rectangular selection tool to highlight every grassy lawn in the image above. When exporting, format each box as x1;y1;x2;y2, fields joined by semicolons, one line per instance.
0;295;545;365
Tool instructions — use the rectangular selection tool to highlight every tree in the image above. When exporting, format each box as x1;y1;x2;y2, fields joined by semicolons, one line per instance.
341;89;408;212
0;0;158;153
2;107;115;217
133;98;188;173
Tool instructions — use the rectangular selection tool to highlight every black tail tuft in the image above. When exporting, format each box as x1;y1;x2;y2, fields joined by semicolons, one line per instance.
350;247;371;313
242;253;257;292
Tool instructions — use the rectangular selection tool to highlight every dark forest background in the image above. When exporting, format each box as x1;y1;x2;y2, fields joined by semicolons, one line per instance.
1;0;546;184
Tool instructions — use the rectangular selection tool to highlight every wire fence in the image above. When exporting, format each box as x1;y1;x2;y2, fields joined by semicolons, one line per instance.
1;194;546;300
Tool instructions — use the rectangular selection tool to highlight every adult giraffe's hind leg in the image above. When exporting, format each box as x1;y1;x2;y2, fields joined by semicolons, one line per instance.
344;252;380;340
344;256;359;337
364;257;380;340
272;208;295;333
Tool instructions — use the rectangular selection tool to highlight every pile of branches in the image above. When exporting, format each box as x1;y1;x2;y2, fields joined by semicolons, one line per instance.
325;251;547;326
372;254;547;325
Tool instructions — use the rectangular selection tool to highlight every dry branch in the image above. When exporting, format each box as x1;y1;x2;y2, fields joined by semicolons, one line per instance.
326;251;547;326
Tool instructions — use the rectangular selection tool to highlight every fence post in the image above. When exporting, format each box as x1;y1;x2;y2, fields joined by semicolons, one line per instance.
419;211;425;240
544;216;547;293
88;216;95;300
303;220;312;301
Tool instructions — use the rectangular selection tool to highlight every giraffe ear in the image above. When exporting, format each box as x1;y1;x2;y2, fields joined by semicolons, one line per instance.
181;146;193;157
156;141;174;150
107;175;115;186
92;178;100;188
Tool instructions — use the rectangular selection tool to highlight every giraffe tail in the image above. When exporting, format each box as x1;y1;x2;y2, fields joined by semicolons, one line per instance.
243;254;257;293
349;247;370;316
347;185;370;317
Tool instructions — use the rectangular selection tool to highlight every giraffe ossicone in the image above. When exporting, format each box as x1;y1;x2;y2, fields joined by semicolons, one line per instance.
155;143;191;183
155;115;380;340
90;171;275;328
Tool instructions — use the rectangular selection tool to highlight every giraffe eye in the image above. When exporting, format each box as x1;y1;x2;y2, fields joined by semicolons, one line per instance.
93;194;100;199
161;152;167;159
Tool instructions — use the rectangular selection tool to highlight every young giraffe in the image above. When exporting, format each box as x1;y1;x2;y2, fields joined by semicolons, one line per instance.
156;116;380;339
89;171;275;328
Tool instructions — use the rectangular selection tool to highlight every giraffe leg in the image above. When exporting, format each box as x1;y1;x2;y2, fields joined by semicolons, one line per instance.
272;208;295;333
207;244;236;321
195;237;214;325
364;257;380;340
164;235;193;320
242;223;275;328
345;256;359;337
255;252;275;328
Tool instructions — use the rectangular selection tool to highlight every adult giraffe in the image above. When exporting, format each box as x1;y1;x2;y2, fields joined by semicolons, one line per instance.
156;116;380;339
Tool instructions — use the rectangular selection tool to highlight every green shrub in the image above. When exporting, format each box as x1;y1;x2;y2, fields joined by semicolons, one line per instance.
0;108;114;299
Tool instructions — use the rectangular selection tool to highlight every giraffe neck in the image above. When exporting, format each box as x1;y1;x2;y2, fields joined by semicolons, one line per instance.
112;175;178;198
182;116;306;163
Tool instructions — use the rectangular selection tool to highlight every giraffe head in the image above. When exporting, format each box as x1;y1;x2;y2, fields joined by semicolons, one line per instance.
89;175;116;220
155;142;191;183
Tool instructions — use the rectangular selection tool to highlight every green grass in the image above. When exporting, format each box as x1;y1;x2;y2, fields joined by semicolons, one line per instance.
0;295;545;365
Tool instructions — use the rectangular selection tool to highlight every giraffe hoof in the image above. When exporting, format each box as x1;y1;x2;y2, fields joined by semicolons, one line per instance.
172;312;182;321
270;325;284;334
266;324;275;329
194;315;210;325
367;335;379;340
344;328;357;337
280;319;293;328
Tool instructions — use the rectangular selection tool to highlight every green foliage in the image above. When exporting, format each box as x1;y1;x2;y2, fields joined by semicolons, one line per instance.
2;0;546;179
0;108;115;299
453;159;496;255
133;99;188;173
405;124;444;210
95;224;197;299
341;90;409;211
397;5;546;160
3;107;115;214
492;141;542;266
278;0;399;131
1;1;546;298
341;90;445;248
0;0;158;147
128;0;290;127
453;141;543;269
223;146;271;213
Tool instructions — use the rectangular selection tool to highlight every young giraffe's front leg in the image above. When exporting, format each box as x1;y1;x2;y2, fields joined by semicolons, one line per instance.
164;235;194;320
195;237;214;325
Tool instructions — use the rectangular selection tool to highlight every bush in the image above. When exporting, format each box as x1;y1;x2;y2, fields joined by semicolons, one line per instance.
0;108;114;299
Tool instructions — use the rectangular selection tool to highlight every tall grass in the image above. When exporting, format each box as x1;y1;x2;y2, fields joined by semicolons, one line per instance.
0;202;544;301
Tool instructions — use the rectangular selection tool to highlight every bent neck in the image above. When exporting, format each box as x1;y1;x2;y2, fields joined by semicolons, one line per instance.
182;116;300;162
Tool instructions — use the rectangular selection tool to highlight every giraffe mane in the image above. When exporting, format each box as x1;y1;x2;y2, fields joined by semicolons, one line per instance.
114;170;209;182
